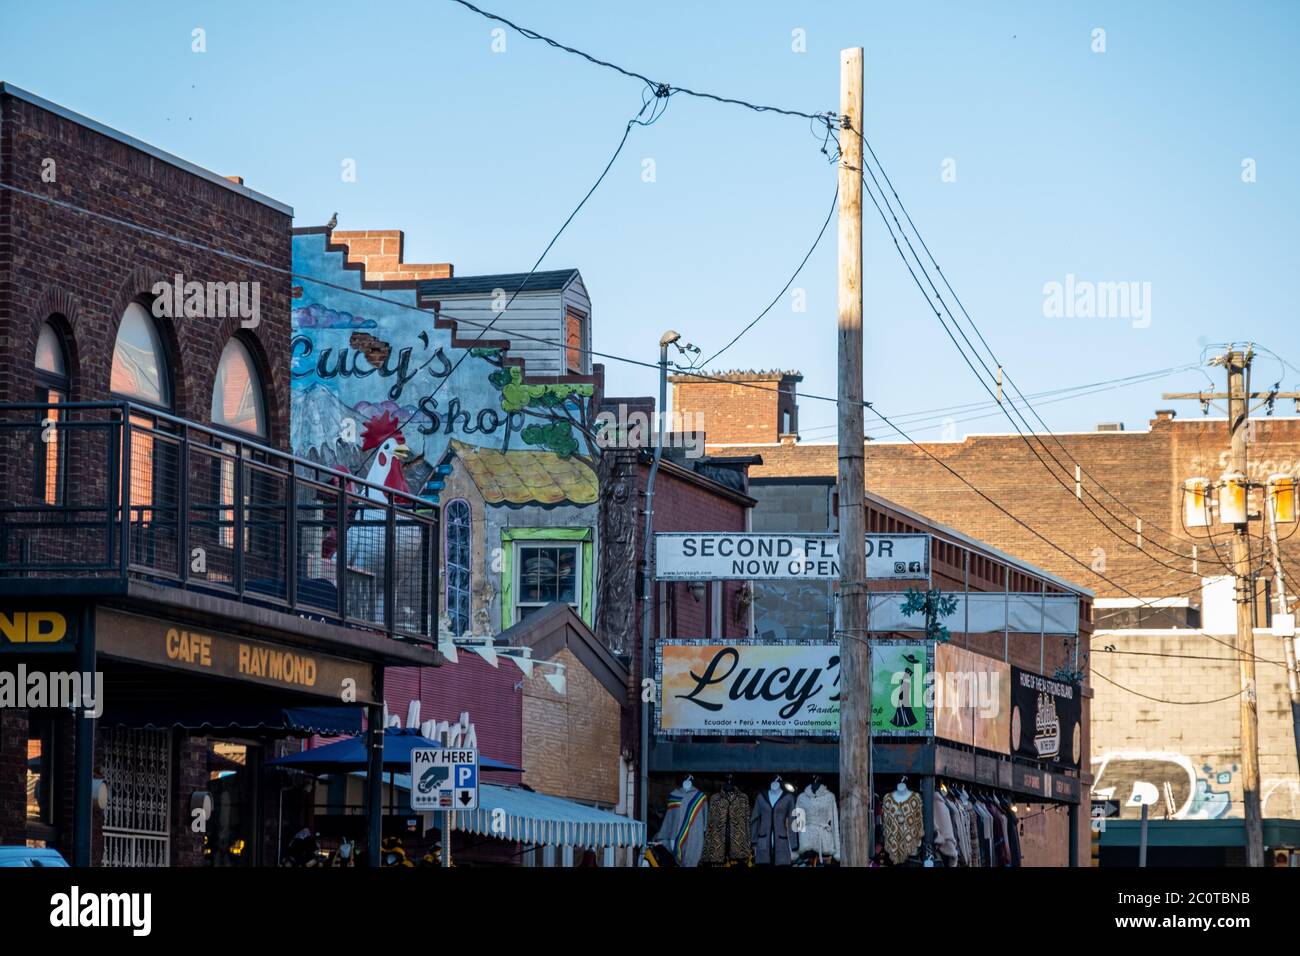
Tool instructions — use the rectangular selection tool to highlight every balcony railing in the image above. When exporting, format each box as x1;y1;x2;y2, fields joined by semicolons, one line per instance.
0;401;439;644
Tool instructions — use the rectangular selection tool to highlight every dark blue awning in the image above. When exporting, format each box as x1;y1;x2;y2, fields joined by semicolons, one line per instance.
268;727;522;773
98;703;362;736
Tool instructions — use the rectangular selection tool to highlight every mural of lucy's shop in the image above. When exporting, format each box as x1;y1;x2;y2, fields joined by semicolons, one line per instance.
290;230;602;636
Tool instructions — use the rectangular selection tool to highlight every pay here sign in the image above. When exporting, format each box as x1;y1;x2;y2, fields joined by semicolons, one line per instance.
654;532;929;581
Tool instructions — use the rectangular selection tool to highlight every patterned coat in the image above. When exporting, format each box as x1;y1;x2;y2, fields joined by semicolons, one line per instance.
700;790;752;863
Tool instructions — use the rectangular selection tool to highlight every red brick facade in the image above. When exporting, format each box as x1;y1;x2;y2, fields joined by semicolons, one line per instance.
0;87;293;445
670;370;801;446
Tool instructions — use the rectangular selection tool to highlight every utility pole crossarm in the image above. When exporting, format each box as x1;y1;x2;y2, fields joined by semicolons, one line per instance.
1163;392;1300;401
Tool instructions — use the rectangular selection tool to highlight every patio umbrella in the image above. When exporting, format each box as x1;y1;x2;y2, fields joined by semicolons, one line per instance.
267;727;522;773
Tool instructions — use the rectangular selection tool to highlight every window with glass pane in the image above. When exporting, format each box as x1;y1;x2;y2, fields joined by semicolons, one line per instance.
26;713;54;824
211;338;266;437
111;302;171;407
35;322;70;505
445;500;471;635
515;543;579;619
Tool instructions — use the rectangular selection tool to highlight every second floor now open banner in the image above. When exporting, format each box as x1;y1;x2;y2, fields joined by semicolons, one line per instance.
654;533;930;582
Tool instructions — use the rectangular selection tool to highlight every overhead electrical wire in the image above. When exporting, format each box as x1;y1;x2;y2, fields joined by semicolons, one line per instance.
1091;669;1245;705
847;124;1239;575
445;0;834;123
2;178;1279;658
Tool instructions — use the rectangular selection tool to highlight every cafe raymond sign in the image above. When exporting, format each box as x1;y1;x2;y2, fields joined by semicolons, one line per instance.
655;640;840;737
653;533;930;582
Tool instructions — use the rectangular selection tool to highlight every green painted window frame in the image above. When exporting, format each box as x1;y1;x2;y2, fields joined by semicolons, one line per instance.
500;527;594;629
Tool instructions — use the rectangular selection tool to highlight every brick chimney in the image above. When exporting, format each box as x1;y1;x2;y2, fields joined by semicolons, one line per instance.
669;370;802;446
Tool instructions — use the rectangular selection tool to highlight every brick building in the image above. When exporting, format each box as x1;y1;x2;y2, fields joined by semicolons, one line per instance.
0;84;441;866
673;367;1300;862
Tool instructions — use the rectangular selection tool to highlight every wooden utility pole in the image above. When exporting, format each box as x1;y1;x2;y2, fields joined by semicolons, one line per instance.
1163;347;1300;866
836;46;870;867
1226;350;1265;868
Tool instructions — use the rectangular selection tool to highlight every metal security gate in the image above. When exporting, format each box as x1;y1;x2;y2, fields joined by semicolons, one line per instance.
101;727;171;867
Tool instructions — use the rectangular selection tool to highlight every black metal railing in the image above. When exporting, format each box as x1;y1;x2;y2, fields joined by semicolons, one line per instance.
0;401;439;644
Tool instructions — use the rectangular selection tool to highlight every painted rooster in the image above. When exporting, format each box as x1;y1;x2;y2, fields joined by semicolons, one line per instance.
335;410;425;629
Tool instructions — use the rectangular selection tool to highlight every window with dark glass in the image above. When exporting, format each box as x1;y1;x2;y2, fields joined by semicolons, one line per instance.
445;500;471;635
515;543;579;620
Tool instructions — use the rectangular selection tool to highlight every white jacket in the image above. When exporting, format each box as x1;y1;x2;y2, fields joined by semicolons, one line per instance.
795;785;840;859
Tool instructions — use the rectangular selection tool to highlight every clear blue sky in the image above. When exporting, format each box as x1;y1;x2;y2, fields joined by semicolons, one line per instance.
4;1;1298;440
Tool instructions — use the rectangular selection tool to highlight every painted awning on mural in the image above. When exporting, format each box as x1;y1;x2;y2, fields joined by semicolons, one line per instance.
446;439;597;505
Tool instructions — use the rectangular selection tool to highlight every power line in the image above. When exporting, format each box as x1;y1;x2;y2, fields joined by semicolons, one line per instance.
797;364;1200;438
445;0;834;123
850;125;1218;570
0;180;840;412
699;180;839;368
852;164;1202;580
373;87;672;468
861;402;1286;666
1092;669;1245;705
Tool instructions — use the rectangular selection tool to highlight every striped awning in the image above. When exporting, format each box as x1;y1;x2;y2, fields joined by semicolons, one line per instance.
457;783;645;849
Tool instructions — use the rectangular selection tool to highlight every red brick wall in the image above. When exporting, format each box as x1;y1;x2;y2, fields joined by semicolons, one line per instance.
708;416;1300;601
522;647;621;805
0;92;293;447
671;372;800;445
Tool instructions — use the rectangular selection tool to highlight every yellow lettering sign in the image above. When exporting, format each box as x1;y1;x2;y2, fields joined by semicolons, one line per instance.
0;611;67;643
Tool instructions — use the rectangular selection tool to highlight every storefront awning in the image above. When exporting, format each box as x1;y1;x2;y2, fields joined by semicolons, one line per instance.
456;783;645;850
99;703;363;736
1098;818;1300;848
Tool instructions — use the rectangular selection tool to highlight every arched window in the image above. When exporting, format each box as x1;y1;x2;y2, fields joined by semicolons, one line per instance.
35;321;70;505
211;338;267;437
445;500;472;635
111;302;172;408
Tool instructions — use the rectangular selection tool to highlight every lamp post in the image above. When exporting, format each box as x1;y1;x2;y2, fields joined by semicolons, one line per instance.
639;330;695;829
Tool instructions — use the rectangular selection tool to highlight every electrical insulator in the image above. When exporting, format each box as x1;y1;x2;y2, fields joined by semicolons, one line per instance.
1183;477;1211;528
1218;471;1248;525
1269;474;1296;524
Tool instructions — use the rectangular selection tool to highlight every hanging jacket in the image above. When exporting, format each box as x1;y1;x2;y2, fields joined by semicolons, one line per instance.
1005;804;1023;866
750;789;798;865
931;790;959;864
700;790;751;864
654;788;708;867
795;785;841;860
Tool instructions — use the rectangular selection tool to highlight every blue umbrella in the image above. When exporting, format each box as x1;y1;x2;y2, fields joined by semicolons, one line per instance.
268;727;522;773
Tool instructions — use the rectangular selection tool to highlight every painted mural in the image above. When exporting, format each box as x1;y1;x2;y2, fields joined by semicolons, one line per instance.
290;232;599;501
1090;750;1237;820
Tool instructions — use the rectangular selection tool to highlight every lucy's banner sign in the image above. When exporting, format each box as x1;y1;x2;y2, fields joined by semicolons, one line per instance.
655;641;840;737
1009;666;1082;769
654;533;930;582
